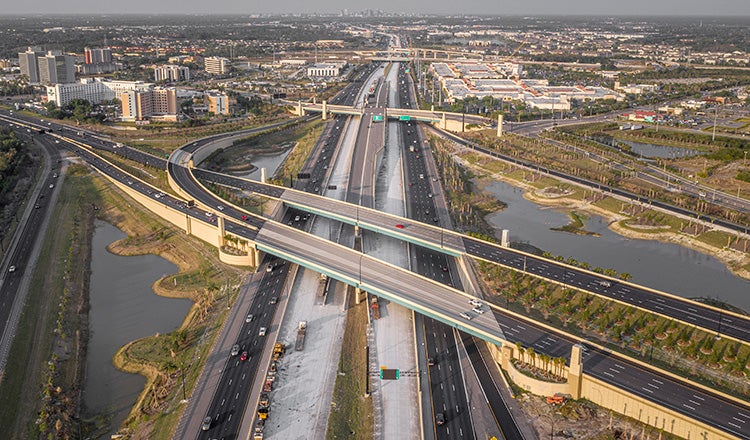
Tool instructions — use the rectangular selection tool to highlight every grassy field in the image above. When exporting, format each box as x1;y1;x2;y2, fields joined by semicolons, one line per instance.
326;292;374;440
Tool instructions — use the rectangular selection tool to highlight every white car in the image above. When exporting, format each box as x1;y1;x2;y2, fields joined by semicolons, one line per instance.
217;205;224;211
259;327;267;336
8;265;16;273
459;312;472;320
473;306;485;315
245;314;254;323
469;298;482;308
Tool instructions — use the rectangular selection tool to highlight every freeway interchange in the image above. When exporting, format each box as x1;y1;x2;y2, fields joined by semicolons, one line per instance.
2;64;750;439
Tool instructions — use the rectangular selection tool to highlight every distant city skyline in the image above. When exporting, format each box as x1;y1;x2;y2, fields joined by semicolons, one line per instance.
2;0;750;16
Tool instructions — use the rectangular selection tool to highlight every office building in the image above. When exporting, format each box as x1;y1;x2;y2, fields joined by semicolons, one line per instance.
18;47;44;84
154;65;190;82
38;51;76;85
204;56;230;75
84;47;112;64
204;91;229;115
307;62;346;78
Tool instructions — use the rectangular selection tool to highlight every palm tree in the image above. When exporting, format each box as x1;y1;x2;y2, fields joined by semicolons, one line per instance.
515;341;525;363
527;347;536;369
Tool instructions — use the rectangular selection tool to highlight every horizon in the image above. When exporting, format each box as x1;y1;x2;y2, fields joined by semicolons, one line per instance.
1;0;749;17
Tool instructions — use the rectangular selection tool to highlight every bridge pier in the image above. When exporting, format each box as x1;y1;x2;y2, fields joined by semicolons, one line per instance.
297;100;305;116
440;112;447;130
568;344;583;399
497;114;503;137
354;288;366;305
322;100;328;120
217;216;226;246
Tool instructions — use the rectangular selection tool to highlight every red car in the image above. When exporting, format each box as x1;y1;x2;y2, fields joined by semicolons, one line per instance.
395;224;404;229
240;351;248;361
241;215;248;221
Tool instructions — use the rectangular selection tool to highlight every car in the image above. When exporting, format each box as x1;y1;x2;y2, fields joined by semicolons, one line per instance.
427;193;433;198
270;297;278;305
597;280;612;288
266;263;273;273
427;357;435;366
435;412;445;425
8;265;16;273
395;224;405;229
34;204;41;209
258;327;267;336
441;266;449;273
294;215;300;222
217;205;224;211
201;416;212;430
469;298;482;308
246;314;254;323
473;306;485;314
419;173;424;179
49;184;54;189
205;212;213;218
460;312;472;320
52;173;58;178
231;344;240;356
241;215;248;221
240;351;249;361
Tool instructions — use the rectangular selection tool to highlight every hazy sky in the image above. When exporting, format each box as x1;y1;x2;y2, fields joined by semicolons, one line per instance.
4;0;750;16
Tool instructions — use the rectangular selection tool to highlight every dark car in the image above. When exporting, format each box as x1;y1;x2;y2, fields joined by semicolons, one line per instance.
435;412;445;425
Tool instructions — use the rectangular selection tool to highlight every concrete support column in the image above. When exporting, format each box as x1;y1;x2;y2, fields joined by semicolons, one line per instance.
501;343;513;370
441;112;447;130
497;114;504;137
188;158;194;168
261;167;267;183
217;215;225;247
297;100;304;116
185;214;192;235
501;229;510;247
322;100;328;120
568;344;583;399
354;287;366;304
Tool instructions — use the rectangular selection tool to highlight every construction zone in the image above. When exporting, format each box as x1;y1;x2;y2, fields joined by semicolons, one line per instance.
253;342;287;440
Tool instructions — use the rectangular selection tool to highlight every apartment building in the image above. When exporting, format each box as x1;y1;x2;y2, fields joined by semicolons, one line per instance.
121;87;177;121
204;56;230;75
154;64;190;82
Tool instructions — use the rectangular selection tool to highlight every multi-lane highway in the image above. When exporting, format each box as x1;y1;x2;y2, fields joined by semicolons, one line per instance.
3;92;750;439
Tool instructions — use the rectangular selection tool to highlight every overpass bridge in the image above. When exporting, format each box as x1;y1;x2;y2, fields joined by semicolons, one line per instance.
188;166;750;346
288;100;492;131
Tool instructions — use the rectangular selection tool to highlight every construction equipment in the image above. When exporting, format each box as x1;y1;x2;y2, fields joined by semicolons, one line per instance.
295;321;307;351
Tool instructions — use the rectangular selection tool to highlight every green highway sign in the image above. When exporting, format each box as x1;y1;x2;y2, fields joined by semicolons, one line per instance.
372;115;384;122
398;115;411;121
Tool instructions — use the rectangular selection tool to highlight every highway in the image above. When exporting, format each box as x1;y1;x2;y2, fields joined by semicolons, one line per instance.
191;162;750;345
0;128;61;373
4;99;750;438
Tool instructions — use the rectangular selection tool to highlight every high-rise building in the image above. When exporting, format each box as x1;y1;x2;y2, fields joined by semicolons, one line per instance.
204;56;230;75
38;51;76;85
204;91;229;115
84;47;112;64
18;47;44;84
121;87;177;121
154;65;190;82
